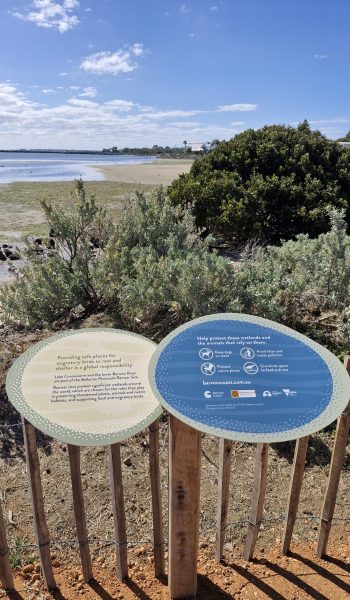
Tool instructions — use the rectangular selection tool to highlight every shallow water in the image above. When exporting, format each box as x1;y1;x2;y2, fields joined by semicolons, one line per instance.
0;152;156;184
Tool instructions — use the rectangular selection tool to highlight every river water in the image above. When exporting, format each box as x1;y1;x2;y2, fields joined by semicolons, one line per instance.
0;152;156;184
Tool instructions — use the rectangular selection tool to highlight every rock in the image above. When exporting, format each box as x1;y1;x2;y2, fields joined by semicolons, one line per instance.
23;563;35;573
135;546;146;557
0;250;6;261
31;573;41;583
123;457;132;466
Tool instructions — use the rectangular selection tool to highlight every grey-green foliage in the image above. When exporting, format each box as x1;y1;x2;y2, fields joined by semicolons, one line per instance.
236;208;350;350
0;183;239;330
96;188;240;330
0;180;111;327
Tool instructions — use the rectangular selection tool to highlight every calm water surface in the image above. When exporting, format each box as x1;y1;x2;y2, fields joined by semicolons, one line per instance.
0;152;156;183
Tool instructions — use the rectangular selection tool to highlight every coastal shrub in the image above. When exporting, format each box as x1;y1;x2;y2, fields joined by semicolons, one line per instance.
168;121;350;243
0;183;240;330
95;188;240;331
235;209;350;352
0;180;111;327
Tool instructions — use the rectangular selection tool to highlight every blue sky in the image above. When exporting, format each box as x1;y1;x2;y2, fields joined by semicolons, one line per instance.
0;0;349;150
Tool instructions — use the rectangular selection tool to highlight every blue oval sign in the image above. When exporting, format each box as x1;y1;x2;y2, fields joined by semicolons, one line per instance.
149;314;350;442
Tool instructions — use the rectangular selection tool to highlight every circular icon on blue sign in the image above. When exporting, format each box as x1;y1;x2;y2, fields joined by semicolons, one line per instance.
243;362;259;375
200;362;216;376
199;348;213;360
149;313;350;443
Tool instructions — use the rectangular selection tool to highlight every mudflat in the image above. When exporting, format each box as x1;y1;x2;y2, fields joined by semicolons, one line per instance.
95;158;193;185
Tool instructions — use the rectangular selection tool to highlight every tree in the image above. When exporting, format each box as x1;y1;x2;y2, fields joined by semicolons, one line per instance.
337;131;350;142
183;140;188;153
168;122;350;243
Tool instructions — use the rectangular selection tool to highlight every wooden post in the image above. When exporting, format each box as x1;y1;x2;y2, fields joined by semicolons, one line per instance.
243;443;269;561
68;445;93;582
169;415;201;599
108;443;128;580
215;438;233;562
149;419;165;578
281;436;309;555
317;356;350;558
22;418;56;590
0;498;14;590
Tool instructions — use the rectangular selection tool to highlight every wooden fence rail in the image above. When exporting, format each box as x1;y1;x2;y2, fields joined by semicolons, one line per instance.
317;356;350;557
22;417;56;591
281;436;309;555
0;497;13;591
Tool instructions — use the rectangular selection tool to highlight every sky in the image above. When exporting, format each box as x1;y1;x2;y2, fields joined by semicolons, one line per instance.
0;0;349;150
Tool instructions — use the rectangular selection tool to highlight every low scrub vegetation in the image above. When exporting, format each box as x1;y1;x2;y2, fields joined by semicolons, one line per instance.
1;181;349;354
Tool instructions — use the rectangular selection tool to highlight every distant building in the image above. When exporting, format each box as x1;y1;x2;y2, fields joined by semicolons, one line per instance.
189;142;207;153
339;141;350;149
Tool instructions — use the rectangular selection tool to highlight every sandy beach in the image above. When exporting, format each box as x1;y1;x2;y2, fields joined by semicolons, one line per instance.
95;158;193;185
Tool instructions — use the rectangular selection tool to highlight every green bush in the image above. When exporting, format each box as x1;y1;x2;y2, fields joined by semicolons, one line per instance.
168;121;350;243
95;188;240;332
236;209;350;352
0;180;110;327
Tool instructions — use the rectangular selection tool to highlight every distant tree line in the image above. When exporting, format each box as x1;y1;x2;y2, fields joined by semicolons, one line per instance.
101;142;216;157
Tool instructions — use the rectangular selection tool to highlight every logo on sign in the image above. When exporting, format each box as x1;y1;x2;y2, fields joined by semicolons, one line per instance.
283;388;297;396
231;390;256;398
204;391;212;398
199;348;213;360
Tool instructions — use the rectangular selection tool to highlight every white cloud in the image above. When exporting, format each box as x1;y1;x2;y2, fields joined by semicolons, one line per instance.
314;54;330;60
180;4;189;14
59;72;67;76
70;85;80;91
13;0;80;34
209;6;218;11
68;98;98;108
79;86;97;98
142;109;207;120
104;99;136;111
0;82;256;150
41;88;55;94
80;44;145;76
217;103;258;112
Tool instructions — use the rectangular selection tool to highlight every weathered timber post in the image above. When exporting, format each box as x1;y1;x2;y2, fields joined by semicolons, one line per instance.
169;416;201;599
215;438;233;562
22;418;56;590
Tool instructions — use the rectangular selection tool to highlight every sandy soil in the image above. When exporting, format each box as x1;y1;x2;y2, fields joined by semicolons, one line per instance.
94;159;192;185
4;540;350;599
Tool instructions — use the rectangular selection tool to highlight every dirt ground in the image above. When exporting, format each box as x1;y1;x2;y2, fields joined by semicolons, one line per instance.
3;538;350;600
1;321;350;599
